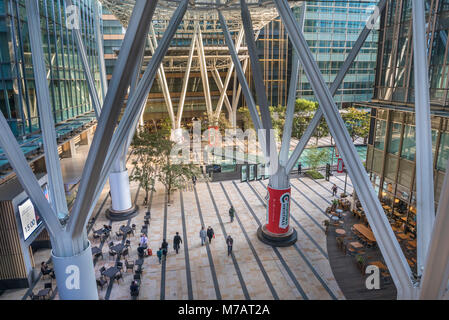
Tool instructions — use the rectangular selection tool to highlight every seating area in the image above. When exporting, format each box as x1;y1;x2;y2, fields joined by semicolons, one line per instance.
91;214;150;300
325;197;397;297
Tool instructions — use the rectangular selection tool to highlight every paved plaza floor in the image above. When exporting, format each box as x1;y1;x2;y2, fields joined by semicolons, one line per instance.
1;149;359;300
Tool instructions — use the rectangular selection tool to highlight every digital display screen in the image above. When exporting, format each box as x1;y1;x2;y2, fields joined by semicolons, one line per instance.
18;184;47;241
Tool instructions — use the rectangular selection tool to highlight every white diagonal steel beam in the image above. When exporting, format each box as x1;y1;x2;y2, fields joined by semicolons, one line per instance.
274;0;414;298
69;0;188;239
218;10;267;158
66;0;102;118
285;0;387;174
68;0;158;246
93;0;108;99
279;49;299;166
419;157;449;299
26;0;68;218
177;29;197;128
231;57;249;126
412;0;436;276
212;67;233;117
149;23;175;128
240;0;274;155
196;24;214;120
0;113;63;243
214;27;244;119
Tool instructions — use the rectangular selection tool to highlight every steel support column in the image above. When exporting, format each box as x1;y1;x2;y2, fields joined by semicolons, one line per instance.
274;0;414;298
419;157;449;299
412;0;436;276
80;0;189;232
68;0;158;248
285;0;387;174
26;0;68;218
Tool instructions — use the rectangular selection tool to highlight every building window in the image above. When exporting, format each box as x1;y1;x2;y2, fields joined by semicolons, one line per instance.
401;125;416;161
387;122;402;155
437;132;449;171
374;119;386;150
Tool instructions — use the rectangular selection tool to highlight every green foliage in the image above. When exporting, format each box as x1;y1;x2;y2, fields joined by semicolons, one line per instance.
303;146;328;171
342;107;370;142
306;170;324;179
131;125;199;204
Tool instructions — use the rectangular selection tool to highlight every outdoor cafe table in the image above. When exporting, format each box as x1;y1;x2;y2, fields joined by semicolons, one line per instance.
103;266;120;279
91;246;102;256
37;288;51;299
135;258;144;267
111;243;125;254
353;224;376;242
120;225;133;235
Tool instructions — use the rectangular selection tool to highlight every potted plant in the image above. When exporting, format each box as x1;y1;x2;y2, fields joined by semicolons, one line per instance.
331;199;338;211
356;254;365;273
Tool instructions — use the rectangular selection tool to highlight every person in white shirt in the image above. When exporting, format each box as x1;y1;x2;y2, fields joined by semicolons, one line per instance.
140;234;148;247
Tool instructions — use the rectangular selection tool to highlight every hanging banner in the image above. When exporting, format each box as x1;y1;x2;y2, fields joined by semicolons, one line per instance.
337;158;344;173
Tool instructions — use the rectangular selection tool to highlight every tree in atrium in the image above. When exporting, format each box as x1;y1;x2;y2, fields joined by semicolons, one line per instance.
131;123;199;205
302;146;327;179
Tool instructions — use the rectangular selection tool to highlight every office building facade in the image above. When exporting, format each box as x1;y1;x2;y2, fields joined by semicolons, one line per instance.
0;0;102;289
360;0;449;233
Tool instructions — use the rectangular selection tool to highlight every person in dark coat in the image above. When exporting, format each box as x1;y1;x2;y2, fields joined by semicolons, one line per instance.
161;239;168;259
206;226;214;244
332;184;338;197
226;235;234;256
229;206;235;223
297;162;302;175
173;232;182;254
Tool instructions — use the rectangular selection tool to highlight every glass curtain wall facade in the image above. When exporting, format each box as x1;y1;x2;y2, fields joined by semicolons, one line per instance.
0;0;102;139
361;0;449;232
295;1;379;108
255;17;290;107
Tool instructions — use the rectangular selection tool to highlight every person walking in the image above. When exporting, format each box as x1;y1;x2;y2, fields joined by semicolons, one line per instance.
161;239;168;260
229;206;235;223
226;235;233;256
173;232;182;254
192;175;197;186
297;162;302;175
156;248;162;264
199;226;207;246
207;226;214;244
332;184;338;197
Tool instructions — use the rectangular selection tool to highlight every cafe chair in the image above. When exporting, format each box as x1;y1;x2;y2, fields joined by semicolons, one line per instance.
125;259;134;272
44;282;53;294
115;272;123;284
122;248;129;259
30;292;40;300
96;277;108;290
99;266;106;275
109;249;117;260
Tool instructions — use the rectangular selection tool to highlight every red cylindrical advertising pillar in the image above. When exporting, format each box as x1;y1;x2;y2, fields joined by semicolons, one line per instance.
257;185;297;247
